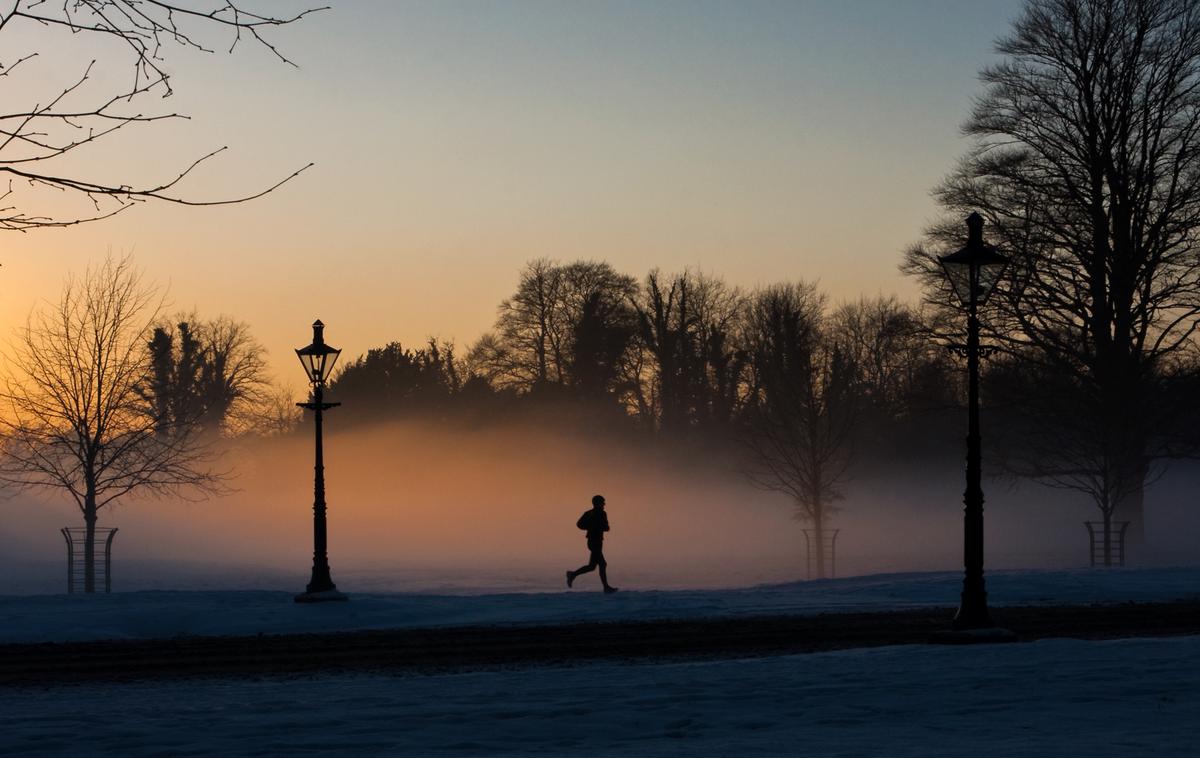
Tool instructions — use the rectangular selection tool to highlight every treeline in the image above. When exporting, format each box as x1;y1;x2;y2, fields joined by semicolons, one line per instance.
316;259;976;578
133;255;1200;575
139;316;297;439
326;259;960;456
6;257;957;586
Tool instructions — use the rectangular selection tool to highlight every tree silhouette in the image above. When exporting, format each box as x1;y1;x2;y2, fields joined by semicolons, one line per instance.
143;316;271;437
472;259;636;400
630;269;693;433
689;273;748;435
480;258;565;389
144;320;204;433
0;257;222;591
561;261;639;406
904;0;1200;545
0;1;320;230
195;316;271;435
328;339;461;424
830;297;957;456
571;289;636;406
631;269;747;437
742;283;857;578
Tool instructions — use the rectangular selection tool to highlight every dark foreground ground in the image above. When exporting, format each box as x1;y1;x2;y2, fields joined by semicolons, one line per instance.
2;599;1197;685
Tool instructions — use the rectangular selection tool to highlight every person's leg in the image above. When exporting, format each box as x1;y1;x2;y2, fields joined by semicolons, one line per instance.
571;554;599;579
598;552;611;589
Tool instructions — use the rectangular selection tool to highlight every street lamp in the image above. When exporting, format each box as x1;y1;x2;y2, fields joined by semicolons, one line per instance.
294;319;347;603
935;213;1013;640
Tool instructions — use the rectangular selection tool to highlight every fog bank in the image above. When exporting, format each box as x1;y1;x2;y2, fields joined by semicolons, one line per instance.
1;421;1197;594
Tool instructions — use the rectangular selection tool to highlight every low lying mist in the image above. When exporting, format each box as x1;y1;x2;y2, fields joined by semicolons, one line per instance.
2;420;1197;595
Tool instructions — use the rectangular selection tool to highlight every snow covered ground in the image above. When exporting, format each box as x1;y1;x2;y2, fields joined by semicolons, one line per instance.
2;568;1197;755
1;567;1197;644
1;635;1195;756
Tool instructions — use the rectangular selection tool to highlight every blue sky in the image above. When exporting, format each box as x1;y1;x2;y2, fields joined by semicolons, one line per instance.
3;0;1026;380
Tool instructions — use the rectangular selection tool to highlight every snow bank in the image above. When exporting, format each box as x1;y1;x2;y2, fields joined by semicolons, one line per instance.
0;635;1194;756
1;567;1197;644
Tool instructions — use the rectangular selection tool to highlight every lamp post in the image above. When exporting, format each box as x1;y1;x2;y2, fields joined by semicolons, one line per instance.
935;213;1013;639
294;319;347;603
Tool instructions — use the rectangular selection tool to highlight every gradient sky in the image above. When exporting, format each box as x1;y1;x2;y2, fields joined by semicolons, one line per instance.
1;0;1024;385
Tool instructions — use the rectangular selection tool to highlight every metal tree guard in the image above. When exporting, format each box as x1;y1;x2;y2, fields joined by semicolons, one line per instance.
61;527;118;593
802;528;840;579
1084;521;1131;567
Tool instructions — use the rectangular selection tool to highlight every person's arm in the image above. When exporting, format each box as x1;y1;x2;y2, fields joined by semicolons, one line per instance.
602;512;610;532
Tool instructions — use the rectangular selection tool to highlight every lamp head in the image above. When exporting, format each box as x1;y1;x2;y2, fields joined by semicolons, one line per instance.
937;213;1009;306
295;319;341;385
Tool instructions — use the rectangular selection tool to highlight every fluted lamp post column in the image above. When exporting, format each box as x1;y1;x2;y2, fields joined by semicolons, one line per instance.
294;319;348;603
932;213;1014;642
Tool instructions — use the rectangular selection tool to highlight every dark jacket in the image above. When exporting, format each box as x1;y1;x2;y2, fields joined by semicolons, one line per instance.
577;509;610;546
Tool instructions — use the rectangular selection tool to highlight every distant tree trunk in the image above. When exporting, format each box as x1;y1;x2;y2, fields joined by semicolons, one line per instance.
1101;503;1113;568
811;499;827;580
82;461;99;592
808;401;827;580
83;492;97;593
1113;458;1149;551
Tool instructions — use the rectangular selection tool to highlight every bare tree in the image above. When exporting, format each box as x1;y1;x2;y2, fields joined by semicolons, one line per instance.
472;259;637;397
195;316;271;435
474;258;567;390
831;297;922;415
561;261;638;404
829;297;958;451
0;1;321;231
229;381;302;438
690;273;749;433
742;283;857;579
984;351;1159;564
571;288;637;406
630;269;696;434
141;314;271;436
0;257;222;591
903;0;1200;545
630;269;747;436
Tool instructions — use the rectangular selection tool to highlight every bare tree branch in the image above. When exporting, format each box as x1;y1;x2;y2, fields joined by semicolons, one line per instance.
0;1;322;230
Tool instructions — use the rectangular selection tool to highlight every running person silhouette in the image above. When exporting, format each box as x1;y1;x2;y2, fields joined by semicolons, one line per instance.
566;494;617;593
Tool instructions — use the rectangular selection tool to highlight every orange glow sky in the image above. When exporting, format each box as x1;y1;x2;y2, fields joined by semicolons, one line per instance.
1;1;1024;384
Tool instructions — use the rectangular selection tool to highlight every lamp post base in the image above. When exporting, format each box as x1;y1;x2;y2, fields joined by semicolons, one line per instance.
929;626;1017;645
294;588;349;603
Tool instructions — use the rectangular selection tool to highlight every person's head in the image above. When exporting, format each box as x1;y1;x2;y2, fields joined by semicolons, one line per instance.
591;494;606;510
